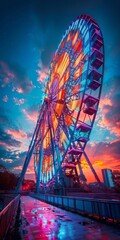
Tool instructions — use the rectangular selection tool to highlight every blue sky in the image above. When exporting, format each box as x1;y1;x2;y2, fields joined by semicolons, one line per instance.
0;0;120;180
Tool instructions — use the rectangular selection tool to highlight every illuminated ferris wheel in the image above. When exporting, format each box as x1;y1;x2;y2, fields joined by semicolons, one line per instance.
16;15;104;193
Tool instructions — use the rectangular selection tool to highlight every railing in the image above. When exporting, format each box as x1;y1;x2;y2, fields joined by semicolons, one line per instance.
32;193;120;223
0;194;20;240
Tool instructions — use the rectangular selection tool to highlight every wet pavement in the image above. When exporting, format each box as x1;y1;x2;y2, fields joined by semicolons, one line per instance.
21;196;120;240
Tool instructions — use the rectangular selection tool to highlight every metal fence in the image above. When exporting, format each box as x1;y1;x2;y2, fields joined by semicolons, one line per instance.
0;194;20;240
32;193;120;222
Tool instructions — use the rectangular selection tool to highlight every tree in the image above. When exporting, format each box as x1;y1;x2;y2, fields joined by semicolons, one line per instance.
0;165;19;190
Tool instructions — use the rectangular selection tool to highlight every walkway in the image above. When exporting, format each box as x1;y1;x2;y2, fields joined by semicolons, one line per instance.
21;196;120;240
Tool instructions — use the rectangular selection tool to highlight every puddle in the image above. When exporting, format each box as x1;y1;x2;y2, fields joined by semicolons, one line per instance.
19;196;120;240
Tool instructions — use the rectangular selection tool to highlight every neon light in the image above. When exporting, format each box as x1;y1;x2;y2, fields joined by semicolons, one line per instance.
68;99;82;111
74;39;82;52
74;65;83;80
72;31;79;46
73;53;85;68
59;70;70;89
64;114;73;126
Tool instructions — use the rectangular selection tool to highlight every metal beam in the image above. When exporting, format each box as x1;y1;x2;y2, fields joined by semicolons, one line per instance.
48;112;58;187
15;104;46;193
79;142;101;183
36;147;43;193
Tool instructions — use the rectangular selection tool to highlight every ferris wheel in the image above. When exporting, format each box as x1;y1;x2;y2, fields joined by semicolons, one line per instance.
16;15;104;193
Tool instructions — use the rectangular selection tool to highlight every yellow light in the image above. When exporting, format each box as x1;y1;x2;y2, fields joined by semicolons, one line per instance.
59;70;69;89
43;130;50;148
47;52;70;94
73;53;84;68
74;66;83;80
72;84;81;94
60;130;67;142
57;88;66;100
64;114;73;126
72;31;79;46
68;99;81;111
67;33;71;42
51;112;58;131
54;103;64;116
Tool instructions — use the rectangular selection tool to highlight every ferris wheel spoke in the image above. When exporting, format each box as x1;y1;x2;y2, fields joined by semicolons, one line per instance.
49;106;63;171
47;112;60;185
36;111;49;146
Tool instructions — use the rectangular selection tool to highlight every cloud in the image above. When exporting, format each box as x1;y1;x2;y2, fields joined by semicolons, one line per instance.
85;139;120;170
0;119;33;174
0;106;26;152
13;166;23;171
13;97;25;105
5;127;29;153
0;141;9;149
0;61;34;93
0;149;35;179
24;155;35;179
6;129;27;139
97;76;120;137
98;95;120;137
22;108;38;123
36;62;48;83
0;149;27;172
0;125;29;163
81;139;120;182
1;158;13;163
12;87;24;93
37;69;48;83
0;129;21;150
3;95;8;102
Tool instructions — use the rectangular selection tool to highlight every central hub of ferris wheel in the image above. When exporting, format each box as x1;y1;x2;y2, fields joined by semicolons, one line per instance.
16;14;104;193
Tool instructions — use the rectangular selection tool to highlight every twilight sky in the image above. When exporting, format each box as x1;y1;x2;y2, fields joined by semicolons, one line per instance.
0;0;120;182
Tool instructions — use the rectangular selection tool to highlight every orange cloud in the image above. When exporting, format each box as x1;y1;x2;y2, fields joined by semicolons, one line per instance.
9;138;120;183
20;154;35;180
12;87;24;93
37;69;48;83
99;97;112;109
86;140;120;169
36;62;48;83
78;139;120;182
97;96;120;137
22;109;38;123
17;87;24;93
6;129;27;139
0;141;9;148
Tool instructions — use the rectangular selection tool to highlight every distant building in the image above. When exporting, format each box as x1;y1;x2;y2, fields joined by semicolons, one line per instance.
113;170;120;188
102;169;115;188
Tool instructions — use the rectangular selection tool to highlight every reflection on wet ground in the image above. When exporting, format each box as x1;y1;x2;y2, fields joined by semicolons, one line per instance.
21;196;120;240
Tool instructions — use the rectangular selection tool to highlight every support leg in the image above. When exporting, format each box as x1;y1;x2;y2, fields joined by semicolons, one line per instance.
36;148;43;194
